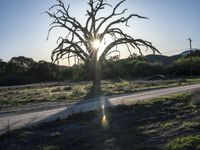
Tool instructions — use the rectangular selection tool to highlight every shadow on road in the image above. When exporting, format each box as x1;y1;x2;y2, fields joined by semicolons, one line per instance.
1;86;200;149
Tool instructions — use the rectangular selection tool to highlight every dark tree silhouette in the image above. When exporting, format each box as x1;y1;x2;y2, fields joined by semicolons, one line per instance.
0;59;6;74
46;0;159;92
10;56;35;69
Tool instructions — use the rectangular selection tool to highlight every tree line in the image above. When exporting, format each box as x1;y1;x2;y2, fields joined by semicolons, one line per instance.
101;55;200;79
0;54;200;86
0;56;58;86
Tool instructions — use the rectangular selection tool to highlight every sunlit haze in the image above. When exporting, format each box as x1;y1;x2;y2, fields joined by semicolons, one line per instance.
92;39;101;50
0;0;200;65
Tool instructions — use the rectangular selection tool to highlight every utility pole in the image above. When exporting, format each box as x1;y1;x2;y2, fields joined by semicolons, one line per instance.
189;38;192;51
188;38;192;77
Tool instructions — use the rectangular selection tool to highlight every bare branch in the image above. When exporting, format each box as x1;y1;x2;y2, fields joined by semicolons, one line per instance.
100;14;148;39
99;38;159;62
105;50;120;58
47;0;159;66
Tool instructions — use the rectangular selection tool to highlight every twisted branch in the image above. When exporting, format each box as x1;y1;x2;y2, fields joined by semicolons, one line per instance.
47;0;159;65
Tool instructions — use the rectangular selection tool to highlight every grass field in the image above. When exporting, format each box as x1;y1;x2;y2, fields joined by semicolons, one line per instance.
0;79;188;109
0;91;199;150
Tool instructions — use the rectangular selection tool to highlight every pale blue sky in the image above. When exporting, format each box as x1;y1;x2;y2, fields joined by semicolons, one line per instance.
0;0;200;64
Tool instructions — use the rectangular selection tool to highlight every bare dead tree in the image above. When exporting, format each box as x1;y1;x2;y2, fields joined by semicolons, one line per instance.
46;0;159;92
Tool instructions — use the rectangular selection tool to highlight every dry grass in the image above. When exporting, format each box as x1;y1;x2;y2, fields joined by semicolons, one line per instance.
0;92;199;150
0;79;188;109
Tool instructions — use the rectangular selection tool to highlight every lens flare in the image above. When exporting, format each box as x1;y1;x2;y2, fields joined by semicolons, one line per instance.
92;39;101;49
101;105;108;127
102;115;108;127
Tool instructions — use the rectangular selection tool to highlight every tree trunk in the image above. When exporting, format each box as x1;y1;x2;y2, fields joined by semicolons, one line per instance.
91;51;101;95
93;60;101;93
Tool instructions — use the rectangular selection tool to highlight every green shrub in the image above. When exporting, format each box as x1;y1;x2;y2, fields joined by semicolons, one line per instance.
190;91;200;106
51;87;62;92
164;135;200;150
63;86;72;91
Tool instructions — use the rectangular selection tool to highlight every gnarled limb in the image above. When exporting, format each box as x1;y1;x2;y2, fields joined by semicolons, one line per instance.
47;0;159;90
99;38;159;62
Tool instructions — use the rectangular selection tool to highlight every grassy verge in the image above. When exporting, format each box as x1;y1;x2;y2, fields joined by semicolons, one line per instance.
186;76;200;83
0;91;199;150
0;79;190;109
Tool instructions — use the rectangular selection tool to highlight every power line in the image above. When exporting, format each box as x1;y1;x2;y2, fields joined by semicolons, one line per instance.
155;36;200;56
161;49;185;55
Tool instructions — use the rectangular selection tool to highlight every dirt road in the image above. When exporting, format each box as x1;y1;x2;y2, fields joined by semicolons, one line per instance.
0;83;200;134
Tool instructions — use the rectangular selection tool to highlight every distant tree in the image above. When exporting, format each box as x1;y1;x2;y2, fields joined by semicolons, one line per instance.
47;0;159;92
0;59;6;74
10;56;35;68
173;57;200;76
4;56;34;75
185;49;200;58
134;61;153;77
58;66;73;80
6;56;36;74
29;60;58;81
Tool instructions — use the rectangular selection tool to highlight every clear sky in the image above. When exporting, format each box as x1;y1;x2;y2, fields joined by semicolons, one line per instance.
0;0;200;64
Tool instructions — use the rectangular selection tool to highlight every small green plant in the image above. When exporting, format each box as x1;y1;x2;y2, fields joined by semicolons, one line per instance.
50;132;61;137
190;91;200;106
18;131;33;138
51;87;62;92
160;121;177;129
63;86;72;91
40;145;59;150
164;135;200;150
181;121;200;128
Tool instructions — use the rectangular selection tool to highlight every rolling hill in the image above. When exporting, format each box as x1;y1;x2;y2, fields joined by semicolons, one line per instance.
145;54;182;65
145;48;200;64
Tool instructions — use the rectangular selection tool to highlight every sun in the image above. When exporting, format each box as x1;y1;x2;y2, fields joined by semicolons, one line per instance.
92;39;101;49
